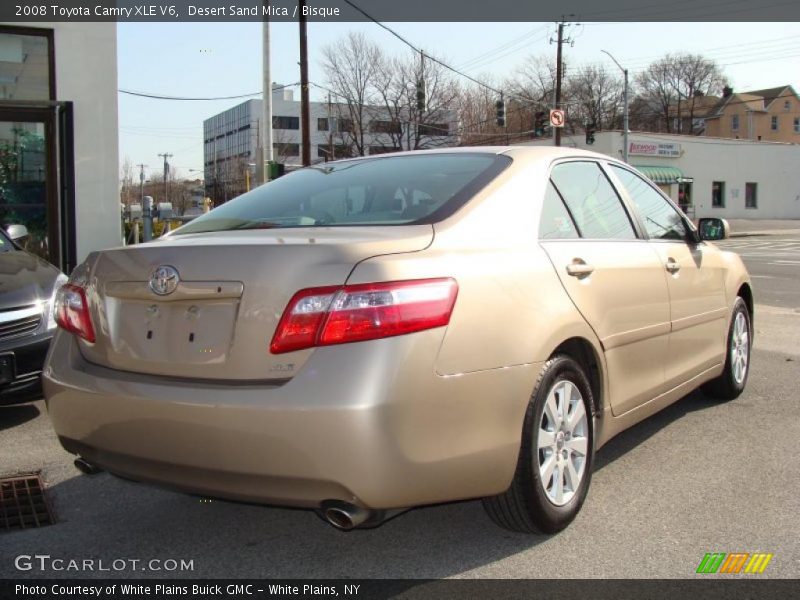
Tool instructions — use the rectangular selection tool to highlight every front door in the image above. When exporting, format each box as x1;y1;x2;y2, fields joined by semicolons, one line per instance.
608;165;728;388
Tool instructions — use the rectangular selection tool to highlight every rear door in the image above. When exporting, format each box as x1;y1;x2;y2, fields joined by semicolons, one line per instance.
539;161;672;416
607;164;728;387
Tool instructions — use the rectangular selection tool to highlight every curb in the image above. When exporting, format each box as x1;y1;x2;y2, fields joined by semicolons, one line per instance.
730;229;800;238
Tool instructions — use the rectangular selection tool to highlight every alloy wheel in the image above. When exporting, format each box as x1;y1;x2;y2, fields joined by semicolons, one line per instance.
537;379;589;506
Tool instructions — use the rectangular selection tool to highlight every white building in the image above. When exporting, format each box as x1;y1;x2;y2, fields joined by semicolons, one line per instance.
0;23;119;272
521;130;800;220
203;85;459;201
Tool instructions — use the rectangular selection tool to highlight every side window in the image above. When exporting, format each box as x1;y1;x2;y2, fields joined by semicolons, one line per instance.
549;162;636;240
610;166;687;241
539;181;579;239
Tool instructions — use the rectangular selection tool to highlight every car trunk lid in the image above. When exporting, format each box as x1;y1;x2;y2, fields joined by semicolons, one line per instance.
78;226;433;380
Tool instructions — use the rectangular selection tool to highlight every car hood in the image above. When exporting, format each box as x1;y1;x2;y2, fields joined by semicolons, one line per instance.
0;250;62;310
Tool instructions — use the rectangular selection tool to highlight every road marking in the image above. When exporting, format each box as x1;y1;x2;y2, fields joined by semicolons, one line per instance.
750;275;774;279
771;260;800;265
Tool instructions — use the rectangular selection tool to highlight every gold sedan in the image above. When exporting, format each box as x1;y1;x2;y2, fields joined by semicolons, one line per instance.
44;147;752;533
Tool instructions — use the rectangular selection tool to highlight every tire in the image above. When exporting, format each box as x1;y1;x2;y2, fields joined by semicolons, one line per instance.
483;354;595;534
702;297;751;401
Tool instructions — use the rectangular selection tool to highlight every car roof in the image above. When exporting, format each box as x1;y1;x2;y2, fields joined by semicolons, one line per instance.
318;145;613;165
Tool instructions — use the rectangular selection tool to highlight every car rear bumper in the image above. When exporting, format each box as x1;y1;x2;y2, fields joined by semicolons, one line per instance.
0;331;52;405
44;330;538;509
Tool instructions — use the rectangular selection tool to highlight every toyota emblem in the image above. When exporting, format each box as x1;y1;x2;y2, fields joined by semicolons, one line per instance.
149;265;180;296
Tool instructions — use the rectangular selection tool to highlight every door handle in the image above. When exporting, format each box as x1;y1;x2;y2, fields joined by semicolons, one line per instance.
665;258;681;274
566;260;595;277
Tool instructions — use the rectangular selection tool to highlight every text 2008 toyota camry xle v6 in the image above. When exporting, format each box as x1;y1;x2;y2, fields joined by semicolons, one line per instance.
43;147;752;533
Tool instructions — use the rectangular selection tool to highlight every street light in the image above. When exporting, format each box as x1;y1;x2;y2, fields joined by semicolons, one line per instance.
601;49;629;164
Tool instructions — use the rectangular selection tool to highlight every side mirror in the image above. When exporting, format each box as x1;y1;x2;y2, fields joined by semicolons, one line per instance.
697;218;730;241
6;224;29;242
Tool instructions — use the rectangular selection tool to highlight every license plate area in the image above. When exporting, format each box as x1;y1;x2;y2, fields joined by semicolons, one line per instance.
108;298;240;366
0;353;15;385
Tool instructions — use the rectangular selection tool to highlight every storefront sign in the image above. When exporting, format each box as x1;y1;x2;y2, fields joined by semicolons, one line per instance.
628;141;682;157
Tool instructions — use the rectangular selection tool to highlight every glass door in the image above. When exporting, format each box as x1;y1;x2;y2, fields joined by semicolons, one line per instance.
0;108;58;266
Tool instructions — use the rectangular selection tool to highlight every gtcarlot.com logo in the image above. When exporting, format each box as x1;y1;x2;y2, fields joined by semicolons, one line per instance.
696;552;773;574
14;554;194;572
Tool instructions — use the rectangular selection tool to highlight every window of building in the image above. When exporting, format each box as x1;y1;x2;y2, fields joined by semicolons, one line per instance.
610;165;686;241
538;181;579;240
549;162;636;240
317;117;329;132
745;183;757;209
369;120;402;135
712;181;725;208
272;116;299;130
771;116;778;131
273;142;299;156
794;118;800;133
731;114;739;131
336;118;354;133
369;146;395;155
785;100;791;111
0;27;54;101
418;123;450;136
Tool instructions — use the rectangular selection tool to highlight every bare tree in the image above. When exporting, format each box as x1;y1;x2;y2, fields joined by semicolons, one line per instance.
321;32;383;156
455;82;503;146
636;57;679;132
673;54;725;133
372;52;460;151
636;53;726;133
120;156;136;207
566;65;624;131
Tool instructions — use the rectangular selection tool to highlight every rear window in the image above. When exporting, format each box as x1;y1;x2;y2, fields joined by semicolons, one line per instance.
174;153;509;234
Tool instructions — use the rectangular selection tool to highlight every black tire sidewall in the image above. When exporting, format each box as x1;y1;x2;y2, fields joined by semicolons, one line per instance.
520;355;595;533
725;298;751;394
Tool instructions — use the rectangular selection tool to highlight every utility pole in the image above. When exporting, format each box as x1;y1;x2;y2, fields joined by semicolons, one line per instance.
158;153;172;203
260;7;273;184
327;92;334;161
136;163;146;204
551;18;575;147
299;0;311;167
601;50;629;163
554;21;565;147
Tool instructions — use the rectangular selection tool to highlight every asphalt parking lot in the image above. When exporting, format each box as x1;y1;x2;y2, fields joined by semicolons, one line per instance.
1;234;798;580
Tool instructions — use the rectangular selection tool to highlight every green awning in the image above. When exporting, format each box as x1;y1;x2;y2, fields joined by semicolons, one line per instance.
633;166;685;185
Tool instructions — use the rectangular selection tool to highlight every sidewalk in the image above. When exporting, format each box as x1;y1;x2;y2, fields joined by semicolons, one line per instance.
726;219;800;238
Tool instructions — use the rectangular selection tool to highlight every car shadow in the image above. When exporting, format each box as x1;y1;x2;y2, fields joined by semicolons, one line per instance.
595;388;716;471
0;403;40;431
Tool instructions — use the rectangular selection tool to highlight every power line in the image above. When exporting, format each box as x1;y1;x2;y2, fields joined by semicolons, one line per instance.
118;82;300;101
340;0;504;96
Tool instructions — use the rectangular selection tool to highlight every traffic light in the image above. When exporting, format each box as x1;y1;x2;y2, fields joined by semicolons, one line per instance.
534;111;547;137
416;80;426;112
585;122;597;145
496;98;506;127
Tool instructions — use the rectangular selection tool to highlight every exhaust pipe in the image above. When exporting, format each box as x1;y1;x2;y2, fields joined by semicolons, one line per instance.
74;457;103;475
319;501;409;531
321;501;375;530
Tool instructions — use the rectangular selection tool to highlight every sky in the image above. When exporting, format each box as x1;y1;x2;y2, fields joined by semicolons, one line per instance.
117;21;800;179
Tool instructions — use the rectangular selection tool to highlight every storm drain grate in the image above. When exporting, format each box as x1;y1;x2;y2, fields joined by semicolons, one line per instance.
0;474;56;532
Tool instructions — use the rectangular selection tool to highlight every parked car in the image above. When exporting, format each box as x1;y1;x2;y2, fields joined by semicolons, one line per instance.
43;147;752;533
1;225;67;404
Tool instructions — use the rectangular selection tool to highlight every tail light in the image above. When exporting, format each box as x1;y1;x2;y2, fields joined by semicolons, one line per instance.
54;283;96;343
270;278;458;354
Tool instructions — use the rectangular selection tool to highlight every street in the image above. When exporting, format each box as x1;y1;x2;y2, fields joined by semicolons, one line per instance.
715;236;800;308
1;233;798;580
